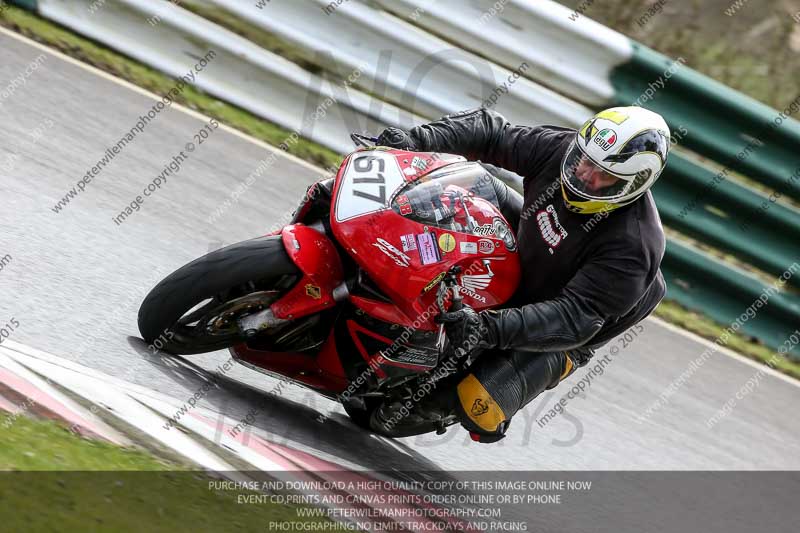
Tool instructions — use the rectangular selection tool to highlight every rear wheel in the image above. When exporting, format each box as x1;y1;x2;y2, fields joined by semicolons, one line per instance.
137;236;299;355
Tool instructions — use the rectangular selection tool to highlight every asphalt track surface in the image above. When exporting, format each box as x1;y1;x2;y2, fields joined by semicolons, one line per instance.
1;27;798;490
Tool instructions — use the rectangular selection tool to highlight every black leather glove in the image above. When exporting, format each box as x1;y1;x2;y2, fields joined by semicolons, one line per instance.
436;304;496;357
376;127;417;150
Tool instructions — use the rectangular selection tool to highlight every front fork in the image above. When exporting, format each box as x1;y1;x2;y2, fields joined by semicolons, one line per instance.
238;222;347;335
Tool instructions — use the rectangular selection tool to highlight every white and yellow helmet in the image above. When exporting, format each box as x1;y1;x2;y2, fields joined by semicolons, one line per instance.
561;106;671;214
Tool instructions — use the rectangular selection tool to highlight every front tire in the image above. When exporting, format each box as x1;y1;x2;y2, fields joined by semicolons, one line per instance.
137;236;299;355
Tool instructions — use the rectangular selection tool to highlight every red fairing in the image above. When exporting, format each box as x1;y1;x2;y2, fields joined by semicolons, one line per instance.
331;148;520;327
271;224;344;320
315;328;348;383
349;295;437;331
230;146;521;397
232;344;348;393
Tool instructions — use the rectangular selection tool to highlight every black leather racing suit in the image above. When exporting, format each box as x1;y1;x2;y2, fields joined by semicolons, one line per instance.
391;108;667;441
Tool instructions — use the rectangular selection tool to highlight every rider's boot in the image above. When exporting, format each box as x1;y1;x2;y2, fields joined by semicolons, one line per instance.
454;348;591;443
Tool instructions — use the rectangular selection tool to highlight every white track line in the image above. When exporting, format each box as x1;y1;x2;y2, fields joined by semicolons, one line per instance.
2;340;202;405
1;25;794;386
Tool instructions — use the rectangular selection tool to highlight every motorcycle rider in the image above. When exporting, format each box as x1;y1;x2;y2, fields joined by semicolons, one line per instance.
373;106;671;442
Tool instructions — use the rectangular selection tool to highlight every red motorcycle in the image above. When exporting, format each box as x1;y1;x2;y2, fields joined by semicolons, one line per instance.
138;135;521;437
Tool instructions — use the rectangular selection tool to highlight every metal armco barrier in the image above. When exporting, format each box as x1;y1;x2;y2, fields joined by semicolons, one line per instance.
612;44;800;202
661;240;800;354
202;0;592;127
369;0;632;107
654;156;800;288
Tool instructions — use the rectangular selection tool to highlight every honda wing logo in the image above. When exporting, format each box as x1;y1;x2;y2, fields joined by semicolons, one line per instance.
459;258;503;303
461;259;496;290
461;272;492;290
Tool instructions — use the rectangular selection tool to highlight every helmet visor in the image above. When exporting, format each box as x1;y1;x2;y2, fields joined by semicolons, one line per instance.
561;141;638;201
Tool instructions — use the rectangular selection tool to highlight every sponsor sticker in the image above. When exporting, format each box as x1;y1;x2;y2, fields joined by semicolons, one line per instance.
478;239;494;254
460;241;477;254
458;259;498;303
416;232;441;265
399;203;413;215
411;156;428;171
397;194;409;205
305;284;321;299
473;224;494;236
422;272;446;293
462;272;492;291
438;233;456;253
400;234;417;252
373;238;411;267
594;128;617;151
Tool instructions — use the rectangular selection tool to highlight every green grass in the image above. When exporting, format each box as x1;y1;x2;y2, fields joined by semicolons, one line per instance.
653;300;800;380
0;412;175;471
0;414;339;532
0;4;342;170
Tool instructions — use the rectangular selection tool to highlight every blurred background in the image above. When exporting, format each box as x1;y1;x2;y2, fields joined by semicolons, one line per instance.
561;0;800;109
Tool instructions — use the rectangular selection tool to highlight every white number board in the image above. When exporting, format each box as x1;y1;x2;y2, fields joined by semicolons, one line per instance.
334;151;406;222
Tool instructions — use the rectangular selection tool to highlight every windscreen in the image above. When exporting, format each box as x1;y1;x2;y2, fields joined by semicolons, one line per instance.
390;162;501;234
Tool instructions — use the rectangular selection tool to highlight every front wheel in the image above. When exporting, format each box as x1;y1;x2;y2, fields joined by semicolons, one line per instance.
137;236;299;355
